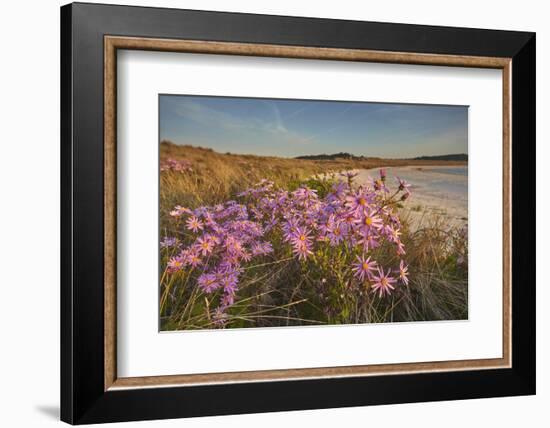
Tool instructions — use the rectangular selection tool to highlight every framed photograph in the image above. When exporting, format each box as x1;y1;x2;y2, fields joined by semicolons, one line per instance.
61;2;535;424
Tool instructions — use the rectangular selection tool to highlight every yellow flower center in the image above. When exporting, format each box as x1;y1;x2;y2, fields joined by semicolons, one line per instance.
334;228;341;236
359;198;367;206
365;217;373;226
299;234;306;241
381;278;388;286
362;262;370;270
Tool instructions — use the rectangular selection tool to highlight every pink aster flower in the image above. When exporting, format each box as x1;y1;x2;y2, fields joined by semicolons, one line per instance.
290;227;313;260
183;249;202;267
396;176;411;192
160;236;178;248
251;241;273;256
240;249;252;262
197;273;220;293
386;225;402;243
293;186;317;201
356;232;380;252
219;269;240;296
352;255;378;282
292;240;313;260
225;236;244;255
326;183;347;204
166;256;184;273
399;260;409;285
185;215;204;233
345;191;372;214
396;241;406;256
196;236;215;256
357;209;383;233
371;267;397;297
169;205;191;217
323;216;347;246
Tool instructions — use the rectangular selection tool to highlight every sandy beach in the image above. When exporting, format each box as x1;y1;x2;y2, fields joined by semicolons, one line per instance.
355;165;468;230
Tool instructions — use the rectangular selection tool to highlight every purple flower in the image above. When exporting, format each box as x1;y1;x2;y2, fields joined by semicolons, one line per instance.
345;191;372;214
371;267;397;297
328;181;348;202
251;241;273;256
196;236;215;256
399;260;409;285
290;227;313;260
352;255;378;282
385;225;402;243
167;256;184;273
396;241;406;256
169;205;191;218
356;209;383;233
326;222;346;246
160;236;178;248
161;158;192;173
356;232;380;252
218;267;240;301
181;248;202;267
396;176;411;192
186;216;204;233
197;273;220;293
293;186;318;201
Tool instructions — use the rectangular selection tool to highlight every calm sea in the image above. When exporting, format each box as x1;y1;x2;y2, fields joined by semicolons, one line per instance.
425;167;468;177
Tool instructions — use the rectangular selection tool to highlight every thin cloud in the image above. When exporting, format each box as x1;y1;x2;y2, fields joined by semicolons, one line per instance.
176;99;314;145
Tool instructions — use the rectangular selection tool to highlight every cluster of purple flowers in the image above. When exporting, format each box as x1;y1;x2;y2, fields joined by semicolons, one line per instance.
163;169;411;312
166;198;273;310
160;157;193;173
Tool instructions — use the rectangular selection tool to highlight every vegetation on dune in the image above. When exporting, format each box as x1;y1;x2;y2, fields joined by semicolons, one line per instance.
413;153;468;161
159;141;468;330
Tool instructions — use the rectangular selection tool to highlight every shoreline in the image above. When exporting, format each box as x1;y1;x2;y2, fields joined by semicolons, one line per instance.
355;165;468;230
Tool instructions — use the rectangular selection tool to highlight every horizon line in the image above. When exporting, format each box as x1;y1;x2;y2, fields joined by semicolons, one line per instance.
160;141;468;161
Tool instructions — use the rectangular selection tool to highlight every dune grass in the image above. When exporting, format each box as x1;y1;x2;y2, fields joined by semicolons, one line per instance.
159;141;468;330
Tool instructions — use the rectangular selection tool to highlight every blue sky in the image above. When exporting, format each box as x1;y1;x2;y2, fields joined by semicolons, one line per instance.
159;95;468;158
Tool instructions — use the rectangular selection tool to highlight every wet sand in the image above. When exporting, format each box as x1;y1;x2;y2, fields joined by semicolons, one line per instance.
356;165;468;230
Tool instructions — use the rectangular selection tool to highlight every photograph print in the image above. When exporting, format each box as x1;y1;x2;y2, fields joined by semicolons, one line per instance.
159;95;468;331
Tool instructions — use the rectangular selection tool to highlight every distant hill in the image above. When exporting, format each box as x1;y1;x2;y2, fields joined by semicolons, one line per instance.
413;154;468;161
295;152;375;161
296;152;467;162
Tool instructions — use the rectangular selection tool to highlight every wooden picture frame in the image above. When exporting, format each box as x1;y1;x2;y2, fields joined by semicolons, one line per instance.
61;2;535;424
